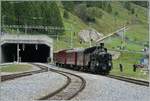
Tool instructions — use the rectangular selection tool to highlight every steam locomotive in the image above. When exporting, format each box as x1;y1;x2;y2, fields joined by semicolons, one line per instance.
54;43;112;74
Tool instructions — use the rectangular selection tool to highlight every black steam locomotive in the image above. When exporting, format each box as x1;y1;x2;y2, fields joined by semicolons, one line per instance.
88;43;112;74
54;43;113;75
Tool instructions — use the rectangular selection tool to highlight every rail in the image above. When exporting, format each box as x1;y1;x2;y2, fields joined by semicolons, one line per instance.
107;74;149;87
35;64;86;100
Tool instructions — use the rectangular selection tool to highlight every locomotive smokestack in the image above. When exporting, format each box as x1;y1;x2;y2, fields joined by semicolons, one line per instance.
100;43;104;48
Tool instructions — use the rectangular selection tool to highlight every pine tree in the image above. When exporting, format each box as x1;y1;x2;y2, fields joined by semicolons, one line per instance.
41;1;64;34
63;10;69;18
107;3;112;13
62;1;74;13
2;1;15;25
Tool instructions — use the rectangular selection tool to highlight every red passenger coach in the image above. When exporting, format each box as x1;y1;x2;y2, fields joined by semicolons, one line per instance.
54;50;67;66
66;49;85;69
66;50;77;66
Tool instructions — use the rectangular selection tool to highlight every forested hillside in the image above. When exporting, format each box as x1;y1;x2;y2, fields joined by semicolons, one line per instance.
1;1;149;51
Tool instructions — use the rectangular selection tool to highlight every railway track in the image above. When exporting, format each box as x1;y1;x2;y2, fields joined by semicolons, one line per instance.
107;74;149;87
52;64;149;87
1;64;48;82
1;63;86;100
35;64;86;100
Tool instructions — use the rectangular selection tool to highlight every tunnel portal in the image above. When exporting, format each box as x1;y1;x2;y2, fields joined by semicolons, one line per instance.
1;43;50;63
0;35;53;63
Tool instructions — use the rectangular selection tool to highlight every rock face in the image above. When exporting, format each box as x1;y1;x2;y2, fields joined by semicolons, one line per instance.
78;29;103;42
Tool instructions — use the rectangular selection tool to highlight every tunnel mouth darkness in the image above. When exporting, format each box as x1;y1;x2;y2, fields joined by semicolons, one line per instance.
2;43;50;63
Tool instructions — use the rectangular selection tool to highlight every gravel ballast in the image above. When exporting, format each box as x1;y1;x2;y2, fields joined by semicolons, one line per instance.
1;63;149;101
0;71;67;101
44;64;149;101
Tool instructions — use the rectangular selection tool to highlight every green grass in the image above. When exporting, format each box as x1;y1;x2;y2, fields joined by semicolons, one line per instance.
104;36;144;51
53;35;89;52
126;42;144;51
110;52;149;80
125;24;149;42
1;64;33;72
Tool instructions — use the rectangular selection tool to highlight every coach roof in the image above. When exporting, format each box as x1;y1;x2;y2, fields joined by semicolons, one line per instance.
66;48;85;53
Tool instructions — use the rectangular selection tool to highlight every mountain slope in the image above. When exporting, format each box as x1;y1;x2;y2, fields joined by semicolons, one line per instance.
55;1;148;51
2;1;148;51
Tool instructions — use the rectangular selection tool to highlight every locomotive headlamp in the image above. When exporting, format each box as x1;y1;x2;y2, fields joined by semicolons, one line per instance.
96;62;99;66
108;62;112;66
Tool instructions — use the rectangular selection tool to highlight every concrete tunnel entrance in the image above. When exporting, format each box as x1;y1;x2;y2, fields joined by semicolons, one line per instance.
1;43;50;63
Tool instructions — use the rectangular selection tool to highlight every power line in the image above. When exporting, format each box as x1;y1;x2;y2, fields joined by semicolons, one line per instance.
2;25;71;31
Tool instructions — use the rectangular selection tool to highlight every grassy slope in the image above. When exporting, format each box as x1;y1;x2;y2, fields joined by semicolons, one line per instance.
104;3;148;50
54;6;89;51
125;3;149;42
55;2;148;51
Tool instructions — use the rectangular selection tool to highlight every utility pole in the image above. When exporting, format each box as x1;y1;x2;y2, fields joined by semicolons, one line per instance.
17;28;19;34
89;29;92;47
2;15;6;26
56;34;58;50
123;25;126;49
25;23;27;34
70;24;73;48
0;1;1;36
1;15;6;35
121;25;126;50
89;22;92;47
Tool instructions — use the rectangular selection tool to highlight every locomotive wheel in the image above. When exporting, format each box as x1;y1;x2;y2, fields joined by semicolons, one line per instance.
75;66;80;71
105;72;109;75
90;61;97;73
56;63;58;66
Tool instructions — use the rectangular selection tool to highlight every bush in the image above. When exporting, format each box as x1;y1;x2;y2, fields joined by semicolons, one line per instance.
75;4;88;22
131;8;135;14
124;2;131;10
63;10;69;18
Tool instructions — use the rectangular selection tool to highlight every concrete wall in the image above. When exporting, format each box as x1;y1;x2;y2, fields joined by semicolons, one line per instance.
0;45;1;63
0;45;4;63
50;46;53;63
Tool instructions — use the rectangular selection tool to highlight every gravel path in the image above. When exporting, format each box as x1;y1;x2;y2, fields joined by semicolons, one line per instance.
43;64;149;101
0;71;67;101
